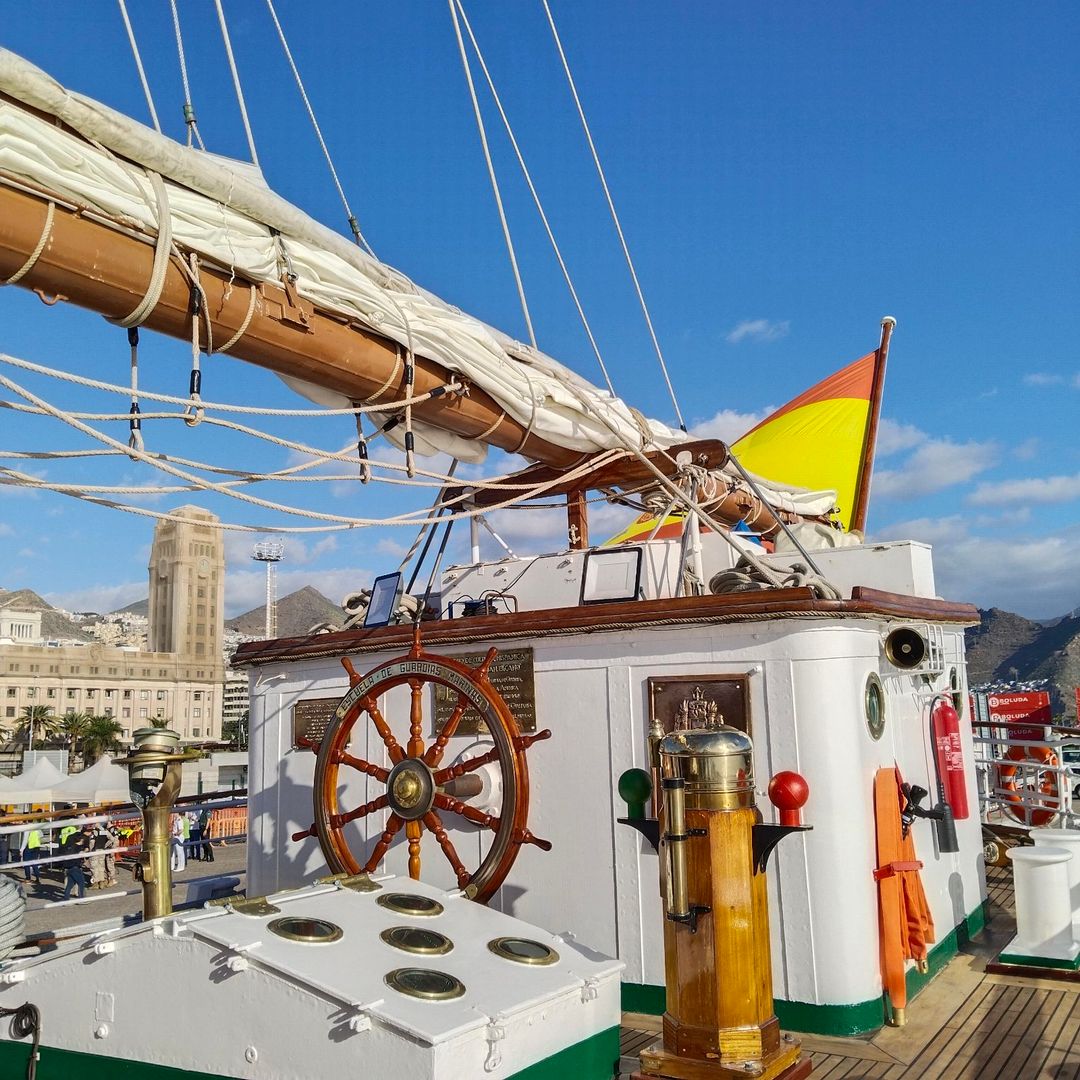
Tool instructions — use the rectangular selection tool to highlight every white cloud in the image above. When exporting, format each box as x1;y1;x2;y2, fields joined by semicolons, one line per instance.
0;523;12;537
876;418;926;457
930;532;1080;620
725;319;790;345
967;472;1080;507
46;581;147;615
873;437;998;499
1014;438;1039;461
690;408;769;442
1023;372;1066;387
872;515;970;546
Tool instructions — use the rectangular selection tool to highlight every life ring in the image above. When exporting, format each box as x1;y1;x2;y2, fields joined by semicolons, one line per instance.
997;744;1060;827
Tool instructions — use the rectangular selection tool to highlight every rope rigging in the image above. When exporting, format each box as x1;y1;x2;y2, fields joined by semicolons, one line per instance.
447;0;537;350
117;0;162;134
0;8;845;604
451;0;616;398
541;0;687;432
168;0;205;150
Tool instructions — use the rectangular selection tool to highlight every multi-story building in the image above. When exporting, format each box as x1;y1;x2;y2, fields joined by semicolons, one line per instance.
0;506;228;745
148;505;226;662
0;610;42;645
0;641;220;740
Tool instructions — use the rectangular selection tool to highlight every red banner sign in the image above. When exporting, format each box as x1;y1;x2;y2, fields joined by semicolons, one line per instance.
987;691;1052;741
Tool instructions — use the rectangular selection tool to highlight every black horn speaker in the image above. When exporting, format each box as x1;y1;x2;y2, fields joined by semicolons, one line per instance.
884;627;927;669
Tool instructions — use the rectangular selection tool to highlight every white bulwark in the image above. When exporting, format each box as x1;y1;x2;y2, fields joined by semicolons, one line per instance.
239;540;985;1035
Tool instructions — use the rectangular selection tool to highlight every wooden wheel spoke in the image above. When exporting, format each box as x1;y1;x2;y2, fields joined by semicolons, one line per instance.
332;794;389;828
318;639;547;903
362;813;403;874
423;810;472;889
363;697;406;764
424;694;470;769
433;791;500;832
407;678;426;759
333;750;390;783
434;746;500;786
406;819;422;880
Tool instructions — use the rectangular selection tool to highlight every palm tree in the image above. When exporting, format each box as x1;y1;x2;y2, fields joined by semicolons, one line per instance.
18;705;58;749
81;715;124;766
57;712;92;769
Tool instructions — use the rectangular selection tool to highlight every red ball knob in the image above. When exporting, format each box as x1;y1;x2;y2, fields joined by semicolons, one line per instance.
768;771;810;826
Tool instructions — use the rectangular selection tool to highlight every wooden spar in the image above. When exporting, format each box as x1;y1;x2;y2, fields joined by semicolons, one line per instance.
849;316;895;534
0;182;586;470
458;439;819;538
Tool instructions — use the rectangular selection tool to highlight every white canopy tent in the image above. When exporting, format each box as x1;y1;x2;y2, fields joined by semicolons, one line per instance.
49;756;130;804
3;756;66;803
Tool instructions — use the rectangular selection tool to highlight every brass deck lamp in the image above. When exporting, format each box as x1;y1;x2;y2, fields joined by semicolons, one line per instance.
117;728;202;920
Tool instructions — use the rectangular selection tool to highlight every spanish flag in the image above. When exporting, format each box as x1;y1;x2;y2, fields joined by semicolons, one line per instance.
731;349;881;531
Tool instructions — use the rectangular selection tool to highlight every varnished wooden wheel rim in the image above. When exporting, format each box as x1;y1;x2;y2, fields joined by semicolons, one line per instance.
300;635;549;903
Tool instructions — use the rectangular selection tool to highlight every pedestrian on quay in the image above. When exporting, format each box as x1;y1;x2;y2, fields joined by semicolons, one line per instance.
22;826;42;886
102;822;119;888
61;824;94;901
88;822;113;889
170;813;186;873
199;807;214;863
188;810;203;861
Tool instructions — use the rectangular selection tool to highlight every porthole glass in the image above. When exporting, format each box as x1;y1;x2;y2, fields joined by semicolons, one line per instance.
381;926;454;955
377;893;444;917
487;937;559;966
385;968;465;1001
950;667;964;717
267;916;343;944
865;673;885;741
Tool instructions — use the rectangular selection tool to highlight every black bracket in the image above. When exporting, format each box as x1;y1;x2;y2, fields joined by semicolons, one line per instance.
617;817;660;852
751;823;812;874
667;905;711;934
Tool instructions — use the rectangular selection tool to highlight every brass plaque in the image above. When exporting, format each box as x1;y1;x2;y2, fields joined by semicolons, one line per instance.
433;648;536;735
647;675;750;738
291;696;340;748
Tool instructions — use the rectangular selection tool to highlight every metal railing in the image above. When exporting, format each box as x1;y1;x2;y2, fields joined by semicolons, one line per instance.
972;721;1079;828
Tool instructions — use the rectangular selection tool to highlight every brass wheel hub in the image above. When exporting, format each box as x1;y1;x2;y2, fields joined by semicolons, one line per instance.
387;758;435;821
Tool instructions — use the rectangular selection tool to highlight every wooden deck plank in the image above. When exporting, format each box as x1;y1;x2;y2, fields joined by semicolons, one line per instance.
1029;993;1080;1079
914;985;1031;1080
953;986;1044;1078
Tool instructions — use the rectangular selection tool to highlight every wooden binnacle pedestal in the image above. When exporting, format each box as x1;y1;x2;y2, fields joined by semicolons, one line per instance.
628;730;812;1079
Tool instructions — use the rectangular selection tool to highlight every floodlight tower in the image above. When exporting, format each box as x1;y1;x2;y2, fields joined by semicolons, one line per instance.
252;541;285;639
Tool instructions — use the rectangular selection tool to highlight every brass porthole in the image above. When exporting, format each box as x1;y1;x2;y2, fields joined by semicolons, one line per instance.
377;893;444;917
385;967;465;1001
865;673;886;741
950;667;964;717
381;926;454;956
267;916;343;944
487;937;559;966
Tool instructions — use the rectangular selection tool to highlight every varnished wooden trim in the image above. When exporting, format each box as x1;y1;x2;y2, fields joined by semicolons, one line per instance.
232;588;979;668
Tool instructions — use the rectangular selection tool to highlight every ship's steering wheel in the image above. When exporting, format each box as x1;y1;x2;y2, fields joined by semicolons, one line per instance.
293;631;551;902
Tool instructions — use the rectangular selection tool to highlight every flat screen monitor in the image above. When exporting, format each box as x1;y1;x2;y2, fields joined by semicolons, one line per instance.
364;572;405;628
580;547;643;605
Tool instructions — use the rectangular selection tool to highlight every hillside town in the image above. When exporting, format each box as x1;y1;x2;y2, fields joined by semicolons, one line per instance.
0;505;344;778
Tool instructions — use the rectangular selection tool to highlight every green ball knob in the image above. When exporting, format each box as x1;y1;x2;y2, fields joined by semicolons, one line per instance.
618;768;653;820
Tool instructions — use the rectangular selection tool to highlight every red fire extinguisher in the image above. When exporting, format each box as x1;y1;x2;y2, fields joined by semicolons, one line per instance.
931;697;969;821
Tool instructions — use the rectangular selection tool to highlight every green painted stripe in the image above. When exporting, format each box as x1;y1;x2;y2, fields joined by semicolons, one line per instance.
0;1039;222;1080
509;1025;621;1079
998;952;1080;971
0;1026;621;1080
621;900;990;1037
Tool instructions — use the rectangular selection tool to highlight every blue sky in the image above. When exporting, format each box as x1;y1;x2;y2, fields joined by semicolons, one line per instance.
0;2;1077;619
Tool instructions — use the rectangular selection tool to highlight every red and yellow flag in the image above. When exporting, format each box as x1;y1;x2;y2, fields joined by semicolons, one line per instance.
731;351;877;530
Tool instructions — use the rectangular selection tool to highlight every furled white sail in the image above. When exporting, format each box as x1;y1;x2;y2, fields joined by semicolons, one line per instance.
0;48;838;518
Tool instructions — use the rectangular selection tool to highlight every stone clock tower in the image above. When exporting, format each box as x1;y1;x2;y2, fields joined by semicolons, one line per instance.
148;506;225;665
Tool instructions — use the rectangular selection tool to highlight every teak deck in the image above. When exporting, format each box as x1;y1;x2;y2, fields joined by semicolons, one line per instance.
619;865;1080;1079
